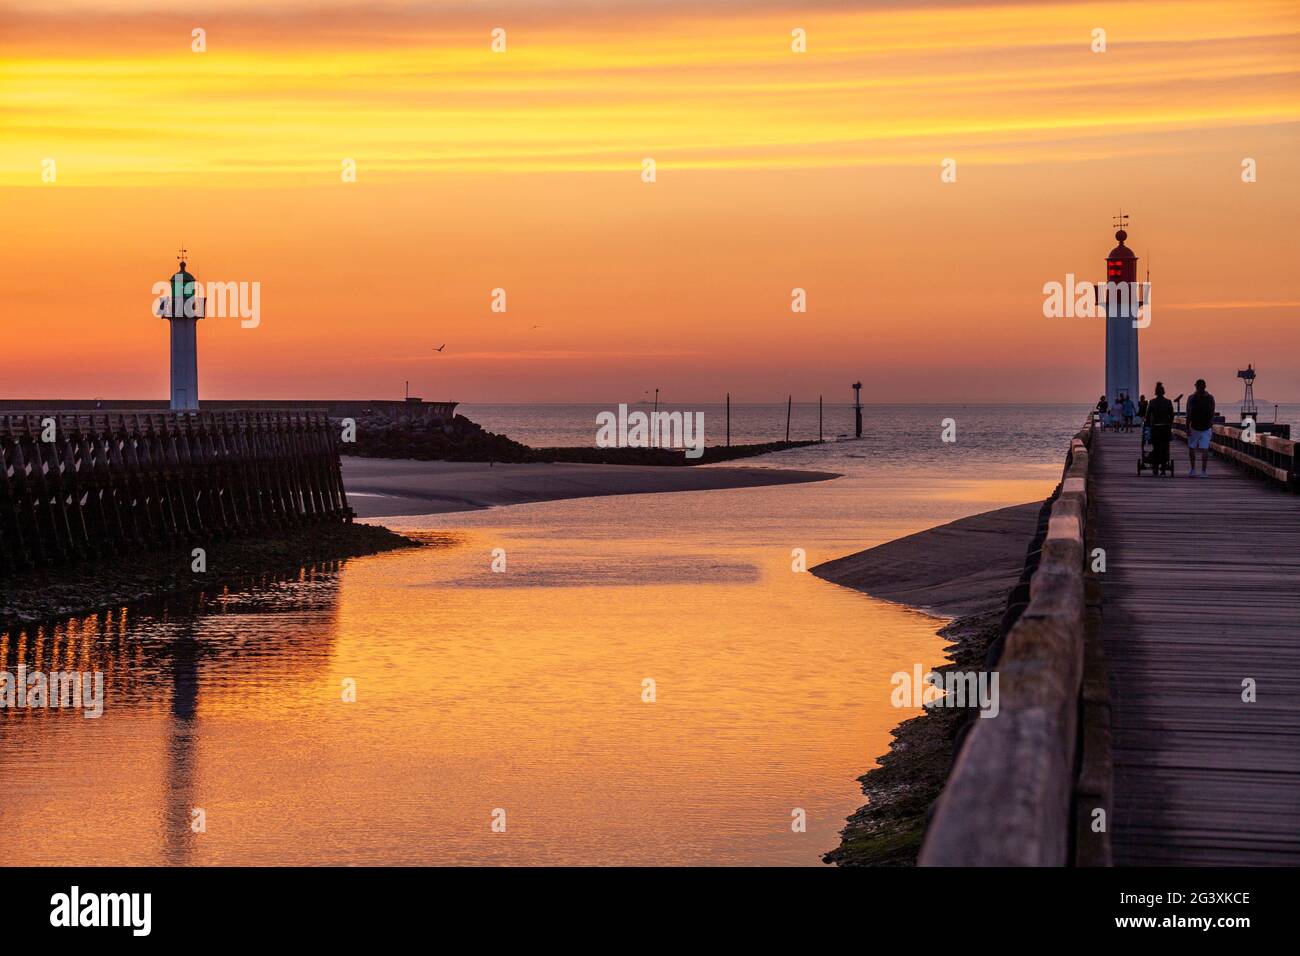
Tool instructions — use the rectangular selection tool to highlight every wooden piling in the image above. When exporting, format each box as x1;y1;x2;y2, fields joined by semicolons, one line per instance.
0;410;353;577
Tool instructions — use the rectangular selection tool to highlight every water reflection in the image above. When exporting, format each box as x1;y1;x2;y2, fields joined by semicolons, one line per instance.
1;563;347;712
1;462;1054;866
0;562;353;866
164;618;199;866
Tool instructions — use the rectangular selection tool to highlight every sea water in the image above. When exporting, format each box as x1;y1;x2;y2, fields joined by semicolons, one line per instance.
2;404;1235;865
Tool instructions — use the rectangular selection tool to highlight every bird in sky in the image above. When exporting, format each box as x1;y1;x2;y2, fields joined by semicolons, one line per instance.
433;344;446;352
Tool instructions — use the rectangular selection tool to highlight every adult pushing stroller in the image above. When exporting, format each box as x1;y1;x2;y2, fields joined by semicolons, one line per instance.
1138;419;1174;476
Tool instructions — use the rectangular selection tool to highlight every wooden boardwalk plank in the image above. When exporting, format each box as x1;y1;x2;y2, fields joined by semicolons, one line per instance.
1093;428;1300;866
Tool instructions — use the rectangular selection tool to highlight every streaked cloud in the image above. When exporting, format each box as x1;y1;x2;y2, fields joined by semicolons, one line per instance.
2;0;1297;402
3;0;1297;183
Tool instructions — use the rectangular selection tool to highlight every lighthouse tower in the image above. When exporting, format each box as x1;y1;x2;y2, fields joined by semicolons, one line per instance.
157;248;204;411
1102;217;1140;407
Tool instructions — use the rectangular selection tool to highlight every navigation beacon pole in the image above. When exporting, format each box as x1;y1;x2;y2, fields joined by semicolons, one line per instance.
852;381;863;439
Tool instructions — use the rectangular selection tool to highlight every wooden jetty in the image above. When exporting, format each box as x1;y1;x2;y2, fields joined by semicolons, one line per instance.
1093;423;1300;865
0;398;458;420
0;410;352;577
920;413;1300;866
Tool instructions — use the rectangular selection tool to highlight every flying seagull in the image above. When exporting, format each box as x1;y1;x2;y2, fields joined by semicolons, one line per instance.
433;344;446;352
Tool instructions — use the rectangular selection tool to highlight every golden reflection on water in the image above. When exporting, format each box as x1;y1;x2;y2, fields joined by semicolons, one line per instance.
0;474;1051;865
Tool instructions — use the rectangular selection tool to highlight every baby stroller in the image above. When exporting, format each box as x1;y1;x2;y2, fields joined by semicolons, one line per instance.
1138;421;1174;476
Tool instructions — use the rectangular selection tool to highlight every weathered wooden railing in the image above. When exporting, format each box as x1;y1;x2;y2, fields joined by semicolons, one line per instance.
0;411;352;577
1172;415;1298;490
919;414;1095;866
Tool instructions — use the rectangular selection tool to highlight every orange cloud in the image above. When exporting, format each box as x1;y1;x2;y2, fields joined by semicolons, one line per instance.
1;0;1298;402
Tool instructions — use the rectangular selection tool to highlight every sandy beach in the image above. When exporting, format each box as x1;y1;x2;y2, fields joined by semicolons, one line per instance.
342;457;840;518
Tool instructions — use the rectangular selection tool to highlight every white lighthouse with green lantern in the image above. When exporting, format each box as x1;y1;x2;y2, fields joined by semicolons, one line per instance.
156;247;204;411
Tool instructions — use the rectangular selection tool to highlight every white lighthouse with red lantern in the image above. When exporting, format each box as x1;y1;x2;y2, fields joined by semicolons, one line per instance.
1102;215;1140;407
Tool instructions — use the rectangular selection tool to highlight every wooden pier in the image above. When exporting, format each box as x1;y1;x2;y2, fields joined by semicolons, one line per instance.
1093;426;1300;865
0;411;352;577
921;413;1300;866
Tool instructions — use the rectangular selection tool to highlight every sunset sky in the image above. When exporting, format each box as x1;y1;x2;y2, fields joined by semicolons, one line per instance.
3;0;1298;403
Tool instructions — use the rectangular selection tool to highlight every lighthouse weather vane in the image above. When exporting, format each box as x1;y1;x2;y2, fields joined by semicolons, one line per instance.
177;244;188;266
1112;211;1129;232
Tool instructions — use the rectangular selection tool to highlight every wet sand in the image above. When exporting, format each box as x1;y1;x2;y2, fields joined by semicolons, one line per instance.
3;459;837;631
342;457;840;518
0;523;416;632
811;501;1043;617
811;501;1045;865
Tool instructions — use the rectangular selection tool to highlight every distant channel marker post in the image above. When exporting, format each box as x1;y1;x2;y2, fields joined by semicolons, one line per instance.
852;381;863;439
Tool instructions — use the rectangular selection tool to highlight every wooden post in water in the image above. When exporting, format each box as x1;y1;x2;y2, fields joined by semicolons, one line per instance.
819;395;823;443
726;393;730;447
852;381;863;439
785;395;792;442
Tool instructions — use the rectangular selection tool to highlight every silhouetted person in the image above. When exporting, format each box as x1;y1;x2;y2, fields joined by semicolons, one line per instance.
1146;383;1174;473
1186;378;1216;477
1096;395;1109;430
1122;394;1136;432
1137;394;1148;420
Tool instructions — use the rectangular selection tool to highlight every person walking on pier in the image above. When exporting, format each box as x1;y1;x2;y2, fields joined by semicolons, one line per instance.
1147;383;1174;473
1186;378;1216;477
1122;394;1136;432
1096;395;1109;430
1137;394;1148;422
